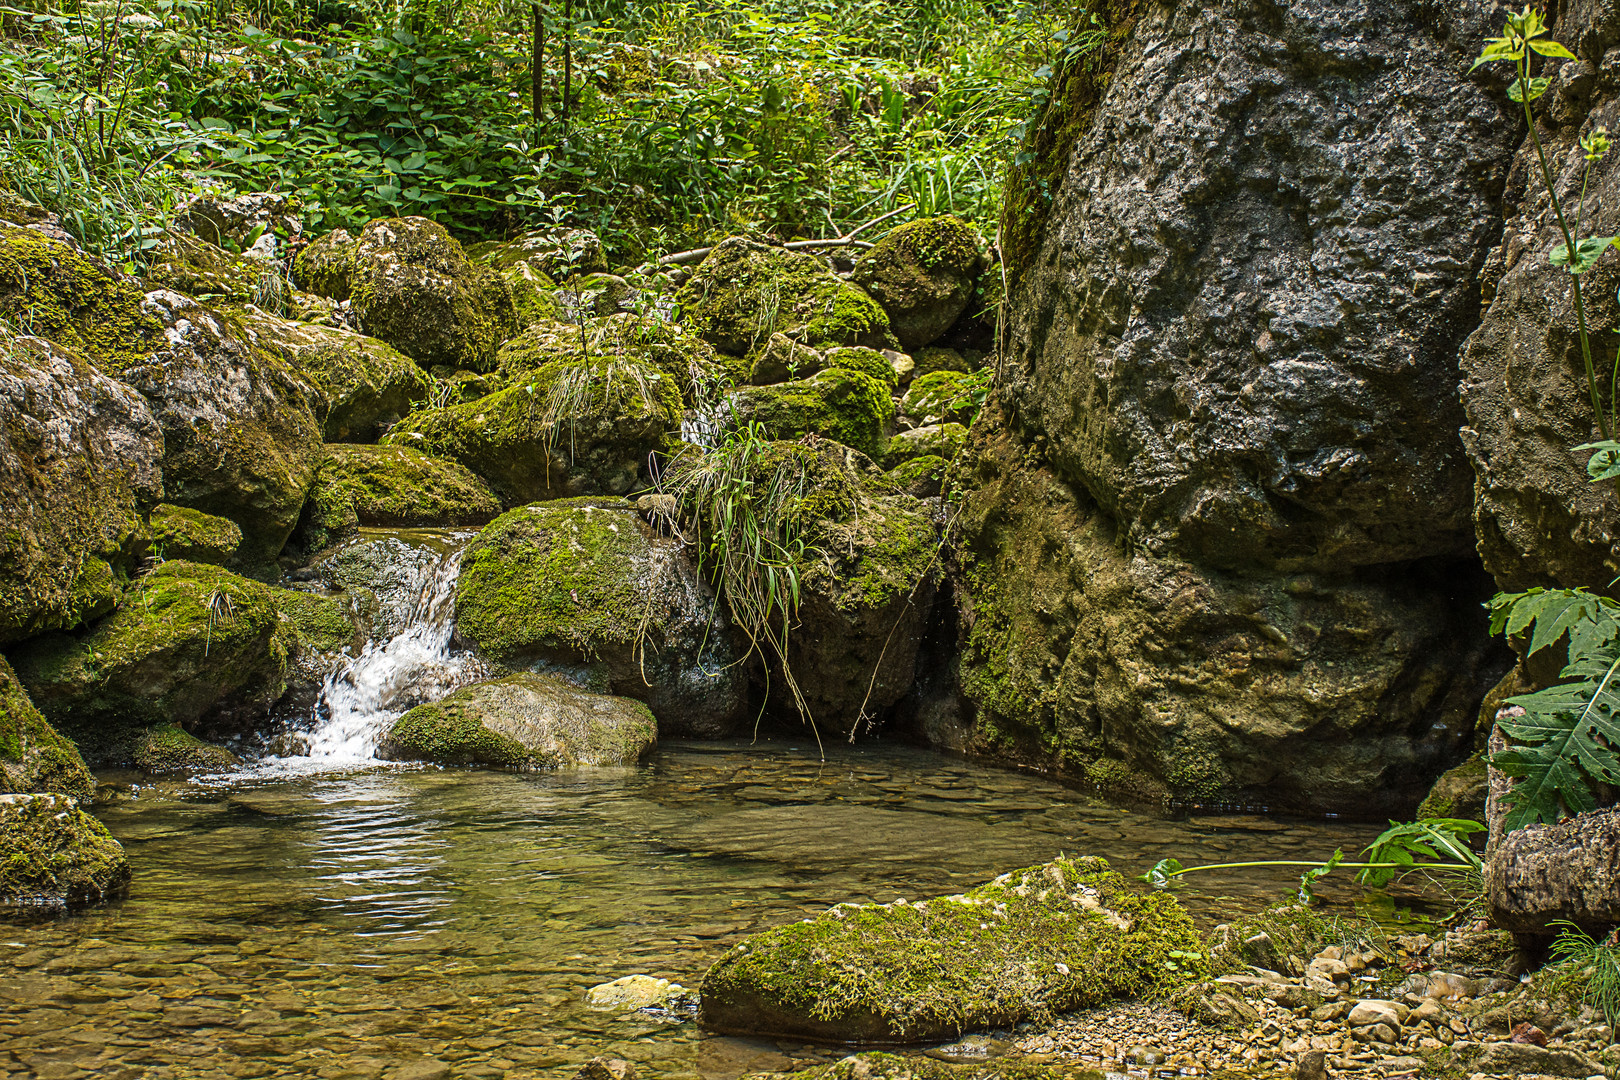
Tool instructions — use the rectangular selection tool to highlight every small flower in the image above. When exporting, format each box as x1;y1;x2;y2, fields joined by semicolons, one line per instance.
1584;126;1612;162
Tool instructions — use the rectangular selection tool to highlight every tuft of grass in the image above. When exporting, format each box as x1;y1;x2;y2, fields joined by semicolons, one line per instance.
1547;921;1620;1028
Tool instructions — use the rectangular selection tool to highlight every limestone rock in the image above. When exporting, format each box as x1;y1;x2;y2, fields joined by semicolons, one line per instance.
0;656;93;800
294;217;518;372
727;367;895;461
586;975;692;1011
377;672;657;768
886;454;948;498
122;290;324;566
1347;999;1409;1028
677;238;891;356
1415;752;1489;823
1485;805;1620;932
0;793;129;908
999;0;1518;573
699;855;1203;1044
852;215;985;351
175;190;302;258
453;499;748;737
151;504;243;565
494;313;723;406
0;334;164;643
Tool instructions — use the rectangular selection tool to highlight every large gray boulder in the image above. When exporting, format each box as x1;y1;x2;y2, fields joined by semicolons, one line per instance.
1485;805;1620;933
0;335;165;643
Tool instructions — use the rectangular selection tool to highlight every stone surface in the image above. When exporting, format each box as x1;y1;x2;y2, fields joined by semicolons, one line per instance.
453;499;749;737
586;975;692;1011
699;856;1202;1044
378;672;657;769
0;334;164;643
0;221;155;373
1471;1041;1603;1078
131;723;239;775
882;423;968;469
727;367;896;461
999;0;1517;574
150;503;243;565
0;656;93;800
1485;805;1620;932
292;443;501;556
852;215;985;351
121;290;324;566
142;230;268;303
0;793;130;908
1415;752;1489;823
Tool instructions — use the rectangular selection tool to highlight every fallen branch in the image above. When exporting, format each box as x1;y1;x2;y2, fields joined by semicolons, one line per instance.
652;204;914;268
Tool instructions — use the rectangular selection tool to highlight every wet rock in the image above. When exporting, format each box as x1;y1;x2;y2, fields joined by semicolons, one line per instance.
677;237;891;356
304;532;458;639
852;215;986;351
377;672;656;769
1168;983;1260;1030
11;560;296;765
572;1059;637;1080
586;975;692;1011
131;723;238;775
1416;752;1489;823
1471;1041;1603;1078
0;334;164;642
727;367;896;460
151;504;243;565
294;217;518;372
122;290;324;566
0;656;94;800
1485;805;1620;933
701;855;1203;1044
1425;928;1529;979
453;499;748;737
0;793;130;908
291;444;500;557
882;423;968;469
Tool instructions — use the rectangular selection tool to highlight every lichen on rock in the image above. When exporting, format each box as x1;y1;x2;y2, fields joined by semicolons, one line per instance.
699;855;1204;1043
851;215;986;351
0;221;156;373
0;792;130;909
296;443;501;552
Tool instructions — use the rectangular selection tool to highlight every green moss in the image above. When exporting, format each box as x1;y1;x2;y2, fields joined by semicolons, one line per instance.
151;503;243;565
885;454;948;497
142;232;263;302
882;423;969;469
677;238;892;356
1207;904;1348;977
1084;757;1168;806
701;855;1206;1043
1415;752;1489;822
131;723;238;775
820;494;939;612
0;223;156;372
292;228;358;299
728;368;895;460
0;656;93;801
0;792;129;908
496;313;721;407
270;586;359;655
386;699;533;767
851;216;985;350
303;444;501;535
913;347;972;378
822;346;899;389
281;328;431;443
902;370;976;424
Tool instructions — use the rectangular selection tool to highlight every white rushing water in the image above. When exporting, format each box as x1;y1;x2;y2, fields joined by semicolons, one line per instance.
259;543;489;774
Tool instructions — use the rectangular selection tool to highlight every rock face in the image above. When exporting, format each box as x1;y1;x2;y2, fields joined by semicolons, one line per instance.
378;672;657;768
954;415;1499;815
699;856;1202;1043
852;216;985;351
0;335;165;643
1485;805;1620;932
1461;6;1620;590
121;291;323;566
0;656;94;800
453;499;749;737
0;793;130;908
11;560;296;765
295;217;518;371
953;0;1520;812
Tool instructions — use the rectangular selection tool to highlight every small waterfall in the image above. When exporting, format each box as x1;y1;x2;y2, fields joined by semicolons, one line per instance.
267;543;488;771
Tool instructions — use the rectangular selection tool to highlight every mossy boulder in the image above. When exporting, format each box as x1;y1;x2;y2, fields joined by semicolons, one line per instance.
131;723;238;775
822;346;900;390
238;308;431;442
0;793;130;909
0;222;156;373
677;238;892;356
746;333;825;385
882;423;968;469
151;504;243;565
886;454;948;498
294;444;501;558
386;354;681;504
377;672;657;768
121;291;324;567
0;656;93;801
296;217;519;372
1415;751;1488;822
912;346;972;379
900;370;978;425
1;334;165;643
496;313;723;407
269;584;366;716
852;216;986;351
10;560;296;765
454;499;749;737
1206;904;1338;977
465;235;565;328
467;226;607;283
142;231;266;303
700;855;1204;1043
727;368;895;461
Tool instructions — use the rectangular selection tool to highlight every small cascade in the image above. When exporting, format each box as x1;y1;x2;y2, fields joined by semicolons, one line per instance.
270;542;488;770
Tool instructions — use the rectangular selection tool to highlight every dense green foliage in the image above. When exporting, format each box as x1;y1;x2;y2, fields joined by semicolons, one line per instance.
0;0;1072;264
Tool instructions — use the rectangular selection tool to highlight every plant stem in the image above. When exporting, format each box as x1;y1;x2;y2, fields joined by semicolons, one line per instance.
1162;860;1462;878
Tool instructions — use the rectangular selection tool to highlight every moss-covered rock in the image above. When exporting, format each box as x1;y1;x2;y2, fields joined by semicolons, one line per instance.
151;504;243;565
727;368;895;461
900;370;977;425
912;346;972;379
297;218;519;372
301;443;501;537
0;793;129;909
496;313;724;407
121;291;324;567
466;226;607;283
852;216;986;351
822;346;900;390
378;672;657;768
0;656;93;800
745;333;824;385
465;234;565;328
700;855;1204;1043
0;222;156;373
387;353;681;504
1415;752;1488;823
454;499;749;737
882;423;968;469
1206;904;1339;977
10;561;296;765
745;1054;1112;1080
886;454;948;498
268;584;366;717
678;238;892;356
142;230;267;303
131;723;238;775
1;334;165;643
238;308;431;442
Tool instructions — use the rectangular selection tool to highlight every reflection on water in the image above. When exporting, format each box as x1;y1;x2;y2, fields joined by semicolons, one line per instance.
0;740;1388;1079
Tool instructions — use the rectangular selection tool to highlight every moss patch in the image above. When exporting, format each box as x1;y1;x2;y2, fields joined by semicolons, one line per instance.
131;723;238;775
728;368;895;461
270;586;360;655
823;346;899;389
0;223;156;372
143;231;264;302
700;855;1205;1043
1415;752;1489;822
305;444;501;531
852;216;985;350
0;656;93;801
886;454;948;497
151;503;243;565
495;313;722;407
901;370;977;424
882;423;968;469
0;792;129;908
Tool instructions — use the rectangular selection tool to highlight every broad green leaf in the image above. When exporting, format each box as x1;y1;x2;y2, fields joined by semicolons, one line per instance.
1529;39;1578;60
1550;235;1620;274
1577;440;1620;482
1508;77;1552;103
